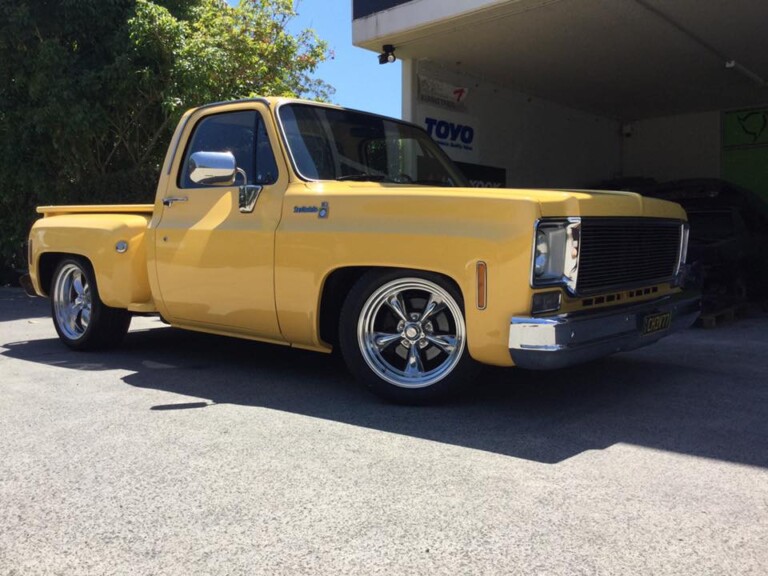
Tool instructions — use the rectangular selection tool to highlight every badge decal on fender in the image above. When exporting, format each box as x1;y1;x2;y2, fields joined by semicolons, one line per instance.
293;202;329;218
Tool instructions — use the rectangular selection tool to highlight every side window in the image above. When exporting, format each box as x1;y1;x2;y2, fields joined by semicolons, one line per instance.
180;110;278;189
254;117;279;185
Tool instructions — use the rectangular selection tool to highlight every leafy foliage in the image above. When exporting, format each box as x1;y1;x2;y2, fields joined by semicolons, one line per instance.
0;0;332;275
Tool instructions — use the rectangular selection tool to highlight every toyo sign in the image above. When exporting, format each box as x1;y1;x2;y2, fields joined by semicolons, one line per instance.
424;116;476;160
425;117;475;146
424;116;475;146
420;104;479;161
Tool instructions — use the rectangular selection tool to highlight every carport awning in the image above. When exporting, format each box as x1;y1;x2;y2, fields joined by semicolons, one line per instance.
354;0;768;120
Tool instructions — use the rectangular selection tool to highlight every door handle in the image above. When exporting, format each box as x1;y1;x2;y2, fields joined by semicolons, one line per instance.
239;185;263;213
162;196;188;207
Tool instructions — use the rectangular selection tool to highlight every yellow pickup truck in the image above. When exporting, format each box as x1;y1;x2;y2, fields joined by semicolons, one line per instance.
24;97;699;403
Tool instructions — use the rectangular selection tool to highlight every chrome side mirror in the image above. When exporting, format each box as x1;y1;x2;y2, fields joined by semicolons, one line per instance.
188;151;237;186
188;150;262;213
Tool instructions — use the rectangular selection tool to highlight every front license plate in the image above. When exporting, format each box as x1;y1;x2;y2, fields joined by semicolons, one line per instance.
643;312;671;335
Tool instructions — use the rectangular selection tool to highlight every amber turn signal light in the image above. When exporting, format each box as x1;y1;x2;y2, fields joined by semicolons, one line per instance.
476;261;487;310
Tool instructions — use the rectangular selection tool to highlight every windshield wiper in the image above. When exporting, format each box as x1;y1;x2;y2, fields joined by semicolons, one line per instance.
336;173;388;182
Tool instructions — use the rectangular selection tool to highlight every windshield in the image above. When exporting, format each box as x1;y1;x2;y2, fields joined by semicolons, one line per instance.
278;103;469;187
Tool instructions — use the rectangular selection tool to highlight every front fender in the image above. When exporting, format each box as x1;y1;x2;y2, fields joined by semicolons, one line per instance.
275;185;541;366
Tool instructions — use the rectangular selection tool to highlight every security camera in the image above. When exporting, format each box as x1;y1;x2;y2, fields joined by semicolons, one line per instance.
379;44;396;65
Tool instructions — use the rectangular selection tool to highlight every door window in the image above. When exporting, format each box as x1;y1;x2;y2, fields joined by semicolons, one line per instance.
180;110;278;188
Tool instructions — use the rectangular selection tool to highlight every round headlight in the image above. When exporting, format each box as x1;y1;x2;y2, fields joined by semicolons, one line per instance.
534;230;549;276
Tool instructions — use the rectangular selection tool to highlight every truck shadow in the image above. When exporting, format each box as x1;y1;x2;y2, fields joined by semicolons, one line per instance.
4;316;767;468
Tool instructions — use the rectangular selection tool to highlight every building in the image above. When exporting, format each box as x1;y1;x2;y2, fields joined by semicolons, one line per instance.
352;0;768;198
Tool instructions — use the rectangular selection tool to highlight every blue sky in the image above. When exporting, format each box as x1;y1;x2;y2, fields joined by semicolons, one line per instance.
228;1;403;118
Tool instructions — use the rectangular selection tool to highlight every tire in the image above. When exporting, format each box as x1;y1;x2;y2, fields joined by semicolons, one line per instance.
339;270;477;404
50;257;131;350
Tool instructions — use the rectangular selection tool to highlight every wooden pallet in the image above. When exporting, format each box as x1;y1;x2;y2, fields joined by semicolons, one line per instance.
697;306;737;329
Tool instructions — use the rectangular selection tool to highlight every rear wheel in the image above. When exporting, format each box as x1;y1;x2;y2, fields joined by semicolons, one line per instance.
339;270;476;404
50;257;131;350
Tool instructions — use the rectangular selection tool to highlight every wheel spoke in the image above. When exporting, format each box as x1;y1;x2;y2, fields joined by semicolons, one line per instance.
62;276;74;301
404;342;425;376
420;292;445;322
72;271;85;296
425;334;457;354
373;332;401;351
81;307;91;328
385;293;409;323
68;311;78;333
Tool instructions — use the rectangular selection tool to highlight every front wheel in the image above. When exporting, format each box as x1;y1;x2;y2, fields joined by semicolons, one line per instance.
50;257;131;350
339;271;477;404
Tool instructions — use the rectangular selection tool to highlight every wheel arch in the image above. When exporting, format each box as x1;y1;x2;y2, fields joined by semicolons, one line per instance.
318;265;466;348
38;252;89;297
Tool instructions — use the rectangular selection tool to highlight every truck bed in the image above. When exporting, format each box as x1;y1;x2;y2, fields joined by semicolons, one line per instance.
37;205;154;216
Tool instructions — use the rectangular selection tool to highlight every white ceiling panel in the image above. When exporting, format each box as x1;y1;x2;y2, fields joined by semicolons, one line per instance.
355;0;768;119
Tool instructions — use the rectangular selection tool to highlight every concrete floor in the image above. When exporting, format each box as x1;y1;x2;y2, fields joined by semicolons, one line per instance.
1;288;766;575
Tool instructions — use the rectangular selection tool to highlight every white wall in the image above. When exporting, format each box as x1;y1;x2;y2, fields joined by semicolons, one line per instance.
622;112;721;182
408;60;622;188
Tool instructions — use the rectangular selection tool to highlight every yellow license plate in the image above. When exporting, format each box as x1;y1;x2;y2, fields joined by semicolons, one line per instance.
643;312;671;334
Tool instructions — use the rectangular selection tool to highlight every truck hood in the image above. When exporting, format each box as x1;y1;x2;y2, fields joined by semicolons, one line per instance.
448;186;687;220
530;188;687;220
331;182;688;220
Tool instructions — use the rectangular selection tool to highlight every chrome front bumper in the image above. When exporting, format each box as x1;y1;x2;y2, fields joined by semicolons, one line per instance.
508;291;701;370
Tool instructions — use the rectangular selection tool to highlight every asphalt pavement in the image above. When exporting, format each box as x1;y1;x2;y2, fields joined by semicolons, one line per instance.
1;287;766;575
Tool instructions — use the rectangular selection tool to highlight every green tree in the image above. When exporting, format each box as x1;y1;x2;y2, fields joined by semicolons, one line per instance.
0;0;332;278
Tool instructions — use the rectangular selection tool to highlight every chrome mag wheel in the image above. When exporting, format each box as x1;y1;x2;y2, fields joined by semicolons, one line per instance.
52;262;93;341
356;278;466;389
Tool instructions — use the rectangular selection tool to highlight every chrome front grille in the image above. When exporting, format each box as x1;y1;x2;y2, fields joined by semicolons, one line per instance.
577;218;682;295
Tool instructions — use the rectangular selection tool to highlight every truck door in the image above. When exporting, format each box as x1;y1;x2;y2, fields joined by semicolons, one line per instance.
153;105;286;340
